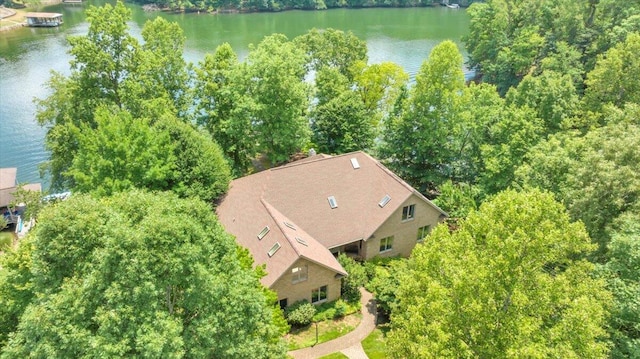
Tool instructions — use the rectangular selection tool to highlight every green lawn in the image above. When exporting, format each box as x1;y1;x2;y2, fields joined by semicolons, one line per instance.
286;313;361;350
318;353;349;359
362;325;390;359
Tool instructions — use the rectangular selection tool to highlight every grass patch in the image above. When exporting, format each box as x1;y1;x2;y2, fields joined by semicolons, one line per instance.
286;313;361;350
0;8;27;29
362;324;390;359
318;353;349;359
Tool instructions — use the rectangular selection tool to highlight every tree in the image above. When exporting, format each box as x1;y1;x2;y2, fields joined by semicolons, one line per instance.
584;33;640;114
506;71;580;134
336;254;367;303
379;40;465;193
0;238;34;348
352;61;409;130
35;1;192;191
67;106;176;197
516;104;640;257
388;190;611;358
155;116;232;203
245;34;310;164
1;190;286;358
598;212;640;359
311;91;373;154
294;28;368;80
196;43;256;176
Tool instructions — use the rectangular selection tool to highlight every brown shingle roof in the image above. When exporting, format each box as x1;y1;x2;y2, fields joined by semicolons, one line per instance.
217;151;445;287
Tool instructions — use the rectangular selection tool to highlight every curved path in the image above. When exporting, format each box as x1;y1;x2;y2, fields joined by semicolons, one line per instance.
288;288;377;359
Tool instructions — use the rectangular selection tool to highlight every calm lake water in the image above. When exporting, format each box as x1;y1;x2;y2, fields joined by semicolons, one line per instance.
0;1;470;188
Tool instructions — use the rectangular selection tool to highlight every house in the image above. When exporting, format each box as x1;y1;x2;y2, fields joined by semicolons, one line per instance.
216;151;446;307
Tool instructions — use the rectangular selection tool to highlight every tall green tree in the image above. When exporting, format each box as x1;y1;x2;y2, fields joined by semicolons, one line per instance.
245;34;310;164
1;191;287;358
388;190;611;358
380;40;464;193
35;1;192;191
196;43;256;176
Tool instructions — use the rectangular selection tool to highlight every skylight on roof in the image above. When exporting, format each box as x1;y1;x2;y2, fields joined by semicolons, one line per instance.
257;226;270;240
328;196;338;209
350;158;360;169
295;236;308;246
378;195;391;208
268;242;281;257
284;221;296;230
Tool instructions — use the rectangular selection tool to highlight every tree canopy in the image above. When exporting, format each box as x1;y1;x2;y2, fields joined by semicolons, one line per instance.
388;190;611;358
0;190;287;358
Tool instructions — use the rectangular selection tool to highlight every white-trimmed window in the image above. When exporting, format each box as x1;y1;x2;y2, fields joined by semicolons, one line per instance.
402;204;415;221
417;225;431;242
311;285;328;303
291;265;308;284
379;236;394;253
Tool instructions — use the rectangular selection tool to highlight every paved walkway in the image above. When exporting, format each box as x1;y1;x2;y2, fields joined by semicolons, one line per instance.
288;288;377;359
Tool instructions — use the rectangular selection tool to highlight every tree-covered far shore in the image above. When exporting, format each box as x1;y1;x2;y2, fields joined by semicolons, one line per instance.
131;0;477;14
0;0;477;11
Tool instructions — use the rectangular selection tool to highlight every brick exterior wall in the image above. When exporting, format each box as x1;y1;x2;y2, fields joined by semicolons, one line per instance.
362;194;443;259
271;258;342;306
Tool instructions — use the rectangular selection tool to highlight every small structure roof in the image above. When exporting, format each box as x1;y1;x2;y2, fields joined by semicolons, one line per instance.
0;168;42;208
25;12;63;18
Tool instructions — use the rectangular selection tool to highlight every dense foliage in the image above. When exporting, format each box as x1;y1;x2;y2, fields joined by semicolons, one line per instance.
284;300;317;327
0;191;287;357
388;190;611;358
337;254;367;303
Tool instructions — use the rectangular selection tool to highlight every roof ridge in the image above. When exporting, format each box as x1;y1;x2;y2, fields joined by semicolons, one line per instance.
260;199;303;258
270;151;365;171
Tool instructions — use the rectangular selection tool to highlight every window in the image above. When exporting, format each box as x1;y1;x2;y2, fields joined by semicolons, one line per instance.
350;158;360;169
379;236;394;253
378;195;391;208
257;226;270;240
278;298;288;310
295;236;308;246
402;204;415;221
267;242;281;257
417;225;431;242
328;196;338;209
291;266;308;284
311;285;328;303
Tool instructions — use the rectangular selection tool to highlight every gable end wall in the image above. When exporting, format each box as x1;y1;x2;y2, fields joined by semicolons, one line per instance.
271;258;342;306
363;194;442;259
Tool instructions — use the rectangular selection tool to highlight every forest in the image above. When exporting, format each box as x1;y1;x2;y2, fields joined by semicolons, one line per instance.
1;0;639;357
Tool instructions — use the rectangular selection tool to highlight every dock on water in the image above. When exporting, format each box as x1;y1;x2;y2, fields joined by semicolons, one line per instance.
24;12;63;27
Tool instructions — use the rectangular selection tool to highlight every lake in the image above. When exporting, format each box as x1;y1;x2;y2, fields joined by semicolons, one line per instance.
0;1;470;188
